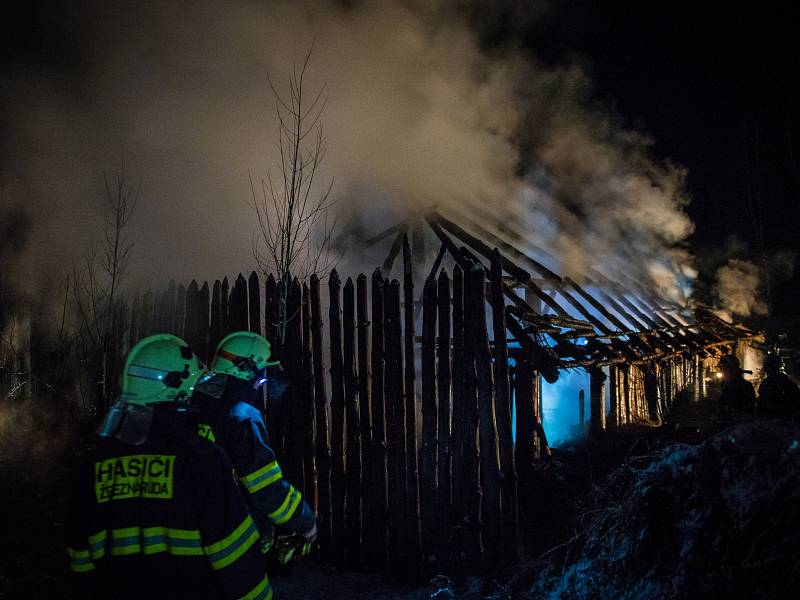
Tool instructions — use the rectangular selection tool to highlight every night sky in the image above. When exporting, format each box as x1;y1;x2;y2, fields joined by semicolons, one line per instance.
584;3;799;315
467;0;800;314
3;0;799;315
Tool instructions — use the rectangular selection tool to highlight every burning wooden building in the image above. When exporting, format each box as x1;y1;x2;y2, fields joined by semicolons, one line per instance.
123;203;759;578
365;205;759;443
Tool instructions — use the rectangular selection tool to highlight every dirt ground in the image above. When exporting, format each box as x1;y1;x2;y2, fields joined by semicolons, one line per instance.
271;563;436;599
0;461;74;599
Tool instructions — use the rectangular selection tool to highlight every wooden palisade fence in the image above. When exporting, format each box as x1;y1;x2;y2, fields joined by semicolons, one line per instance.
125;248;718;580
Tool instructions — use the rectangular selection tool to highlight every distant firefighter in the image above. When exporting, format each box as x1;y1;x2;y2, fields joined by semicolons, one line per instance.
758;353;800;418
717;353;756;414
66;334;272;599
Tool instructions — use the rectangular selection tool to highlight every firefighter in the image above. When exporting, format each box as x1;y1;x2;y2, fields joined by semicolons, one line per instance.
66;334;272;599
758;353;800;418
191;331;316;562
717;353;756;414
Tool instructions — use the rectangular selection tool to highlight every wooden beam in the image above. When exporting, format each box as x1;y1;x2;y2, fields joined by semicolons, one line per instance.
381;225;409;277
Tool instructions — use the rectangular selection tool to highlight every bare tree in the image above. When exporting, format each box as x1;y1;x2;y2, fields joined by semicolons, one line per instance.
0;317;28;401
248;45;337;344
72;163;140;415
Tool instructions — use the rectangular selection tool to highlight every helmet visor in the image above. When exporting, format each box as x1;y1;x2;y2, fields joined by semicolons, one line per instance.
128;363;192;389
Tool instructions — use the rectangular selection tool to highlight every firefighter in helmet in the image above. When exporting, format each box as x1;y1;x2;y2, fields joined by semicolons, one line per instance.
191;331;316;565
66;334;272;599
717;353;756;414
758;353;800;418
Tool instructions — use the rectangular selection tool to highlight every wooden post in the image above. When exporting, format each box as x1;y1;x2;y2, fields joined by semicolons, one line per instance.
343;278;362;568
385;279;407;576
229;274;249;332
436;270;451;568
382;227;408;277
301;283;317;512
694;354;704;401
248;271;261;335
490;252;518;563
175;284;186;338
187;282;200;348
402;235;421;575
623;365;631;424
685;357;690;391
579;389;586;435
661;362;670;418
638;367;645;418
533;372;545;461
450;265;465;569
611;367;618;426
220;277;229;336
310;274;332;561
666;361;674;407
356;274;371;566
357;274;372;447
261;267;287;451
183;281;199;351
608;366;622;427
198;282;210;362
452;263;482;573
328;270;346;568
265;275;278;345
366;270;388;570
514;355;536;484
639;367;646;419
165;280;177;333
263;274;279;434
462;264;482;572
644;365;659;422
420;275;438;569
210;280;223;358
470;265;501;571
607;366;618;428
590;368;606;436
282;279;303;486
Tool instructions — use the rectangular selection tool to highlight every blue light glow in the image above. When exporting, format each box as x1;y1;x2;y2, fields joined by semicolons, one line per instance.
541;369;589;446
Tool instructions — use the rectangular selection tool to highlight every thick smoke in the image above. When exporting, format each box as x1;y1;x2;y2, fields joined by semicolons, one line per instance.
715;259;767;318
2;0;695;302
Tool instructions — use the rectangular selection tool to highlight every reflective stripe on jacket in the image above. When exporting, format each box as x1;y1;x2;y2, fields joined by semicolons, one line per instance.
66;403;272;600
192;378;316;537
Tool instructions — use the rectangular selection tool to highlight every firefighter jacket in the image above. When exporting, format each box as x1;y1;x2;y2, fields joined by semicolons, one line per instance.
758;373;800;417
66;403;272;600
191;375;315;539
718;375;757;413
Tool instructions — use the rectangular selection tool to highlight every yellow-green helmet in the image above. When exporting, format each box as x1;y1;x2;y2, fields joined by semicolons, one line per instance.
211;331;279;382
121;334;204;404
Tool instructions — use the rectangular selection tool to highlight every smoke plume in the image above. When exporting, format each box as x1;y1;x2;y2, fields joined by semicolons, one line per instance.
2;0;695;302
715;259;768;318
